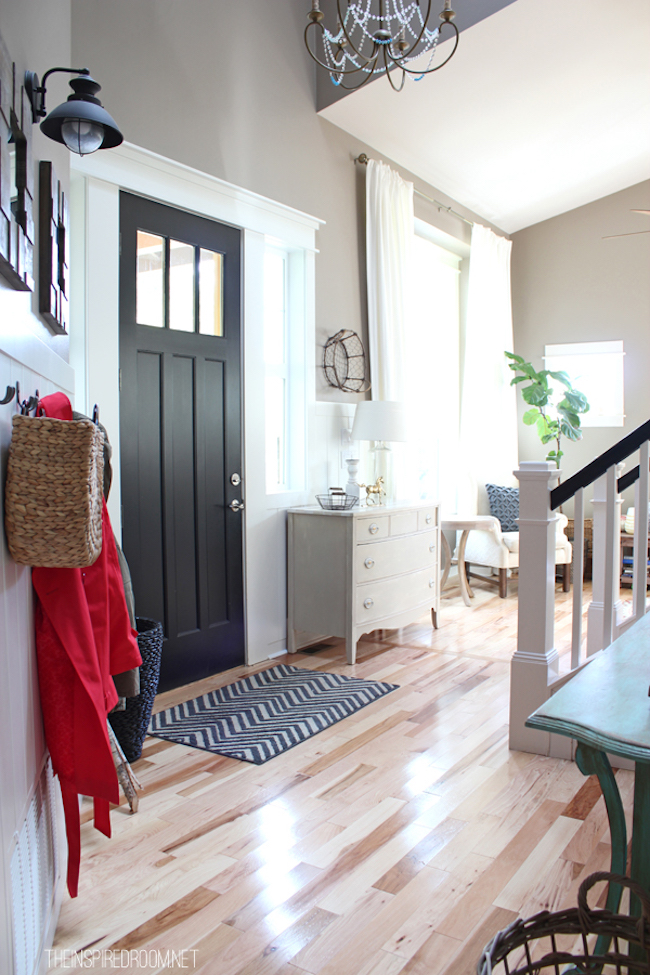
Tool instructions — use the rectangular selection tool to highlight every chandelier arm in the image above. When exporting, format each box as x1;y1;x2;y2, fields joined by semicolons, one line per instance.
336;0;374;63
334;54;388;91
381;43;407;92
304;22;379;76
392;0;434;59
385;64;407;92
396;21;459;74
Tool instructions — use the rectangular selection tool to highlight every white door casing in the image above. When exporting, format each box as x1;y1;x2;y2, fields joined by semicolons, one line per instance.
69;143;322;665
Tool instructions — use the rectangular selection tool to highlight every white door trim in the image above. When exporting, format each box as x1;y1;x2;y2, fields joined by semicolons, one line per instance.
69;144;322;665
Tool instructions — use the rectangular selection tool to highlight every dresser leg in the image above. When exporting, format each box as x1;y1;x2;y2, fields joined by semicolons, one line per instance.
287;625;297;654
346;632;357;665
431;608;438;630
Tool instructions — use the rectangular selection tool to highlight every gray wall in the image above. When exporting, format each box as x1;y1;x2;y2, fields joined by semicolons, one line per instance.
1;0;71;357
511;180;650;509
70;0;496;404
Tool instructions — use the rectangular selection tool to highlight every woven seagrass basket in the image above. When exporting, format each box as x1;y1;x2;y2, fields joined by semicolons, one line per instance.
4;414;104;567
477;872;650;974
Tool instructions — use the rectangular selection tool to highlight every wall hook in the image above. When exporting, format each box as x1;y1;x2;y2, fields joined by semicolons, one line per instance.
0;385;15;405
21;395;40;416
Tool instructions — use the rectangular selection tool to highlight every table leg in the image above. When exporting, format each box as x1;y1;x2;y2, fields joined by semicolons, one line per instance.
575;744;626;921
456;530;474;607
630;761;650;918
440;532;452;590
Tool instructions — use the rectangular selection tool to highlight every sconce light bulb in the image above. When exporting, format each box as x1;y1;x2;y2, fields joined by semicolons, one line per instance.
61;118;104;155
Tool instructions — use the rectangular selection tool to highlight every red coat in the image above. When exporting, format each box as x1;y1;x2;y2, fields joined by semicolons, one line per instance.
32;393;141;897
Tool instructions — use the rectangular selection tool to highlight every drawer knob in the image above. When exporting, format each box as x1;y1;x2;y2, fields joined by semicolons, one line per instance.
429;579;435;588
369;523;379;535
364;558;375;569
429;544;435;553
364;597;374;609
425;514;432;524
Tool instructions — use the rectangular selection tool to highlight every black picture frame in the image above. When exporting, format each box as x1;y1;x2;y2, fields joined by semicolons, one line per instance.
0;31;35;293
38;160;68;334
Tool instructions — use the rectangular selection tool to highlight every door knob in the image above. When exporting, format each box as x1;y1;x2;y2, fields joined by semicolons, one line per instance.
229;499;245;511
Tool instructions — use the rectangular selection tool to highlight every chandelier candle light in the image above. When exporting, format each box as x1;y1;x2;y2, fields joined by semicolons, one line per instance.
305;0;459;92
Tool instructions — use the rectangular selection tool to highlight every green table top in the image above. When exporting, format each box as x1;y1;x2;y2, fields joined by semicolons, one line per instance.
526;611;650;763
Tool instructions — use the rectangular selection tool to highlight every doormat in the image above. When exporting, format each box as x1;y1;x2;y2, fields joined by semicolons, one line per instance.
148;663;398;765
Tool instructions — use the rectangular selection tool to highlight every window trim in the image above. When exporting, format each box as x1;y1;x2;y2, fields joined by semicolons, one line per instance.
264;242;308;504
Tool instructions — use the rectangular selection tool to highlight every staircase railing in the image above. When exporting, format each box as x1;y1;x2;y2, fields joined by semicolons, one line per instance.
509;420;650;757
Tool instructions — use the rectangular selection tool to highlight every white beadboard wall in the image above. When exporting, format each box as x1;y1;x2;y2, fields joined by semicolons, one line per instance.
0;313;74;974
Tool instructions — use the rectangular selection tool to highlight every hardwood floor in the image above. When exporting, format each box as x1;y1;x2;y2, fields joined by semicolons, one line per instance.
51;575;634;974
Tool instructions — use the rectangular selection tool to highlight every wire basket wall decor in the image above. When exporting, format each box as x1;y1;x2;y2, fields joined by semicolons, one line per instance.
323;329;370;393
477;872;650;975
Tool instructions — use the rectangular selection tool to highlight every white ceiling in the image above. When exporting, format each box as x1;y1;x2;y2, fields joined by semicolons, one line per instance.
319;0;650;233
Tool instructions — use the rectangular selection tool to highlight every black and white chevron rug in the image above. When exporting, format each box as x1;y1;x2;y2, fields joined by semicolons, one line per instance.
148;663;398;765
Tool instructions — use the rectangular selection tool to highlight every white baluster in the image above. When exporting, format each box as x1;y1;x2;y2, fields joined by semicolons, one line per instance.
634;441;649;621
571;487;585;670
587;465;624;655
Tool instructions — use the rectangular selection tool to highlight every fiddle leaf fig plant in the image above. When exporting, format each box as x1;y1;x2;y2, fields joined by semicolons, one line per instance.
505;351;590;468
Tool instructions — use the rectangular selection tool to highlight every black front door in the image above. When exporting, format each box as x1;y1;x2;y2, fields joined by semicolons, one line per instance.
119;193;244;691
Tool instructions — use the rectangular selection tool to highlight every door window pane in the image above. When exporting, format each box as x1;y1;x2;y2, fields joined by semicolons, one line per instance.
136;231;164;327
199;249;224;336
169;239;195;332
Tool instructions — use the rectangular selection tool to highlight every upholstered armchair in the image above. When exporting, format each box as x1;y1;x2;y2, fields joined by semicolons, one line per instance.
456;484;572;598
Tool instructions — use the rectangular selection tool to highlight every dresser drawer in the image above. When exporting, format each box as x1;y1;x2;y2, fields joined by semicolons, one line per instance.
418;507;438;531
356;566;437;623
355;532;437;581
389;510;418;537
357;515;389;540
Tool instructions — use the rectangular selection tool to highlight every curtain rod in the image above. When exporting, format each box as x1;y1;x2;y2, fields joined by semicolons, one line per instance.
355;153;474;228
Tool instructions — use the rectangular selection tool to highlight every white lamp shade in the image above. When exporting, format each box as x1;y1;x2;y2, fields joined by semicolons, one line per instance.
351;400;408;442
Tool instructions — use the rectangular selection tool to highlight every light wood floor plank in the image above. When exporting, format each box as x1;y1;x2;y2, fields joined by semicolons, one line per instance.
51;582;637;975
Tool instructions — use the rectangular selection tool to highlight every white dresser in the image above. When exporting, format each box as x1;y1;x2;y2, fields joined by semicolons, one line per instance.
287;501;440;664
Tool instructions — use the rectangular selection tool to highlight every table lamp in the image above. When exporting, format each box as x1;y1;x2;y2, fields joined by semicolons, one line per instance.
350;400;408;503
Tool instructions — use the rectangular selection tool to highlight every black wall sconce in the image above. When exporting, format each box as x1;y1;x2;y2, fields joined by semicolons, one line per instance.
24;67;123;156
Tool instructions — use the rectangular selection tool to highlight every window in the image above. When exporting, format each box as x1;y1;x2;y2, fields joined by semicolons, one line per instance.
264;245;306;495
544;340;625;427
404;230;463;510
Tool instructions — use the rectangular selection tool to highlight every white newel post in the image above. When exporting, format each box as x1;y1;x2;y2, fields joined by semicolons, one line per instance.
509;462;562;755
587;466;623;656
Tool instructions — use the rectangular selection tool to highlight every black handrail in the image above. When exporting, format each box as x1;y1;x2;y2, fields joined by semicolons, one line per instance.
550;418;650;510
618;466;641;494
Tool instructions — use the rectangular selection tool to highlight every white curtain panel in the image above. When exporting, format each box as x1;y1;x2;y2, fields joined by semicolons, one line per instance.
365;159;414;400
459;223;518;514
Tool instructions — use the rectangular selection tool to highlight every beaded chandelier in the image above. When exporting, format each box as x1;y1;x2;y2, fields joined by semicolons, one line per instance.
305;0;459;92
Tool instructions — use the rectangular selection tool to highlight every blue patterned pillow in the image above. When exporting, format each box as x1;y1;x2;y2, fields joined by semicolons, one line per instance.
486;484;519;532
